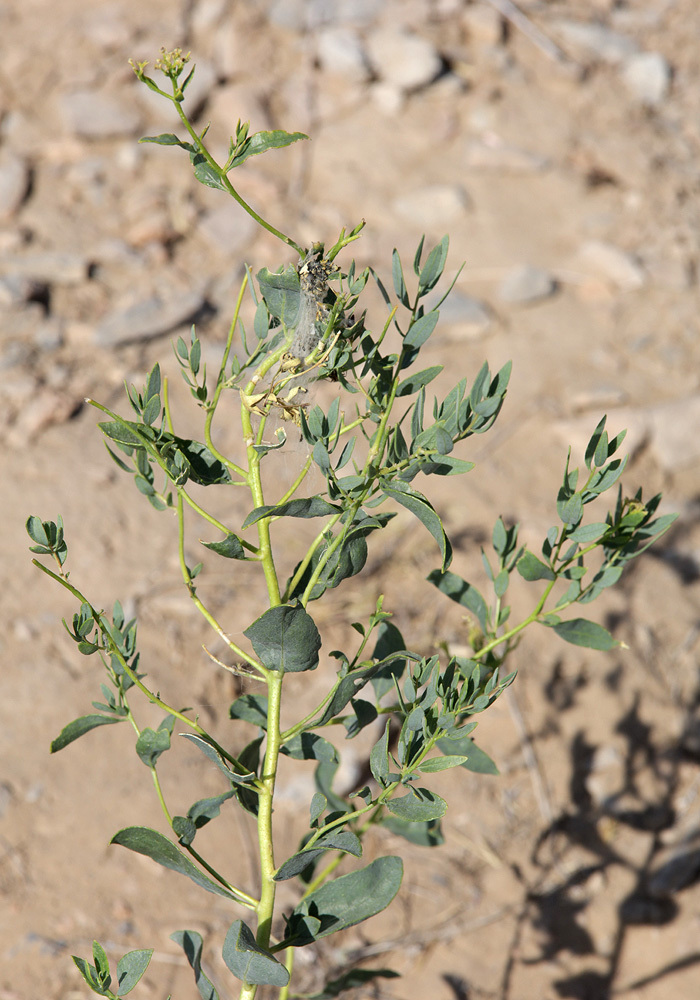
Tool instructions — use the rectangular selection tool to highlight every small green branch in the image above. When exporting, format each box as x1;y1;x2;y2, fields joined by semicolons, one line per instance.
172;102;304;256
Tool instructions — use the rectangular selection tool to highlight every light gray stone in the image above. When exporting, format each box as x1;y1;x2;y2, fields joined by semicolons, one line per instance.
621;51;671;105
392;184;469;227
94;289;206;347
59;89;141;139
268;0;382;29
0;152;29;218
576;240;646;290
0;273;35;307
366;28;442;91
648;396;700;472
197;200;257;254
438;291;493;338
0;252;89;284
498;264;557;305
552;20;638;64
464;138;548;174
316;27;370;80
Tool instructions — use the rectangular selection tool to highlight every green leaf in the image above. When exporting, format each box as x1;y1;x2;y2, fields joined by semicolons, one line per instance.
558;491;584;526
418;235;449;295
98;420;146;448
72;956;110;996
93;941;110;985
396;365;442;396
111;827;240;900
140;132;195;151
549;617;618;650
201;533;246;559
370;720;390;787
516;550;556;582
176;791;236;845
228;129;308;169
135;726;171;767
380;815;444;846
280;732;337;764
418;755;468;772
257;264;301;326
392;248;410;306
440;736;499;775
51;714;123;753
170;931;220;1000
222;921;289;987
180;734;255;786
426;569;488;632
190;151;227;191
386;788;446;823
116;950;153;996
284;857;403;946
584;415;607;469
242;497;340;529
171;438;232;486
380;480;452;571
229;694;268;729
274;832;362;882
567;522;608;543
304;968;400;999
403;310;439;351
244;605;321;673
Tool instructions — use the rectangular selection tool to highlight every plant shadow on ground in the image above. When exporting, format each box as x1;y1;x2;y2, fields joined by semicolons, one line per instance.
493;650;700;999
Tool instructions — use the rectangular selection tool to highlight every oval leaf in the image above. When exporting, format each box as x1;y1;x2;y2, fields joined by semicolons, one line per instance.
516;551;556;582
170;930;220;1000
549;617;618;650
386;788;446;823
111;827;240;900
418;755;468;773
116;950;153;996
201;533;246;559
242;497;340;529
244;605;321;673
284;856;403;946
222;920;289;987
51;714;123;753
380;480;452;571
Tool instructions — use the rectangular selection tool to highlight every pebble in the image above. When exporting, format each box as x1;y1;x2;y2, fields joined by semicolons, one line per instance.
0;251;89;284
0;273;35;307
370;82;405;116
392;184;469;227
316;27;370;81
94;289;207;347
438;291;493;339
366;28;442;91
59;89;142;140
576;240;646;290
498;264;557;305
197;199;257;254
0;151;29;218
464;137;549;174
647;396;700;472
621;51;671;105
267;0;382;30
552;20;638;64
462;4;504;47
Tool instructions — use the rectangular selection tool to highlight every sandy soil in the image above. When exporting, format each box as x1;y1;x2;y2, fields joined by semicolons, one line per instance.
2;1;700;998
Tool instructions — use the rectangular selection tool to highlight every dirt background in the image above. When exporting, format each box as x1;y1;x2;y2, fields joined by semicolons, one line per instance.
2;1;700;998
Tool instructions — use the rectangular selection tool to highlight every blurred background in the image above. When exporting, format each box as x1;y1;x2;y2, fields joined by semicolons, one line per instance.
2;1;700;997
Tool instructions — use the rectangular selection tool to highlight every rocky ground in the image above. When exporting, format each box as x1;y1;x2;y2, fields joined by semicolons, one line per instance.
2;0;700;998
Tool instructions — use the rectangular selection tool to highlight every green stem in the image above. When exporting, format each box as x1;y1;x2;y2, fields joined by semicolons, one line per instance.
173;101;304;256
203;273;250;480
175;493;268;676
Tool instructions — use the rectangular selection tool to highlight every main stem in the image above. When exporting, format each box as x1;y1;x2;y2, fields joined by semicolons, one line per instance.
240;396;286;999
